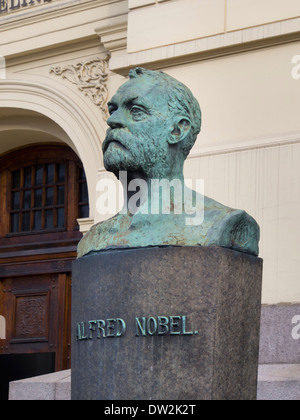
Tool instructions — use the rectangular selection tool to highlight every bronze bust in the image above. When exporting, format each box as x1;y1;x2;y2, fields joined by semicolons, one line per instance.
78;68;259;257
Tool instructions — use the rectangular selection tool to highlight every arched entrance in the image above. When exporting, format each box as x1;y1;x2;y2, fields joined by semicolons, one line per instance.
0;144;89;400
0;77;105;399
0;77;106;221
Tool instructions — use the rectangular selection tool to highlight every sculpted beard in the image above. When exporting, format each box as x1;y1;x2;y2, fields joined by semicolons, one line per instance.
103;128;169;178
103;129;139;175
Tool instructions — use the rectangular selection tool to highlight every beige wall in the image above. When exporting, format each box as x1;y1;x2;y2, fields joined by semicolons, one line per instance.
167;42;300;150
105;42;300;305
128;0;226;52
227;0;300;31
127;0;300;52
184;143;300;305
0;315;5;340
162;43;300;305
1;0;300;304
109;0;300;305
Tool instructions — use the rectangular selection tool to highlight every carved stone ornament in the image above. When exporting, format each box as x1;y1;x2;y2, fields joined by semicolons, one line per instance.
50;56;110;118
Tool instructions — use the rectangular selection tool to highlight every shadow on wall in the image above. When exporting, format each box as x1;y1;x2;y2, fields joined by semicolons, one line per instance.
0;353;56;400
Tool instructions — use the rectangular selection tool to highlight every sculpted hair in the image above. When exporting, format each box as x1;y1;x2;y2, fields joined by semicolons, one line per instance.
129;67;202;158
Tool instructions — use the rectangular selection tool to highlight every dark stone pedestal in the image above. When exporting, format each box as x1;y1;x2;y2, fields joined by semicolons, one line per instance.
71;246;263;400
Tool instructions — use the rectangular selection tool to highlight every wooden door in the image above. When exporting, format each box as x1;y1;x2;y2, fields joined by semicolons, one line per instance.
0;273;71;370
0;145;88;373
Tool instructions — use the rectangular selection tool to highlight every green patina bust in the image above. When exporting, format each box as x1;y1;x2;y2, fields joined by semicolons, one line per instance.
78;68;259;258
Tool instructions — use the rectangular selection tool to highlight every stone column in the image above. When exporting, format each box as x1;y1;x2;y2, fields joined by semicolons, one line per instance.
71;246;262;400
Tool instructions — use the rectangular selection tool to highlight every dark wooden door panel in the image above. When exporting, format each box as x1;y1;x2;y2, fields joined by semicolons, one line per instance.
0;273;71;370
11;289;51;344
0;145;86;374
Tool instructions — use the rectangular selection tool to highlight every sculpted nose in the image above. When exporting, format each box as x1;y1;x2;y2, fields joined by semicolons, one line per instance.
107;109;126;129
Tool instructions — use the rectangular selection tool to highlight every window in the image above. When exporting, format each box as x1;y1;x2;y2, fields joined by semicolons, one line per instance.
0;145;89;238
10;163;67;233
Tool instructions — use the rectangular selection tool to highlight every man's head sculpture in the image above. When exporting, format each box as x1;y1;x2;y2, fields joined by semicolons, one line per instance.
102;67;201;180
78;68;260;258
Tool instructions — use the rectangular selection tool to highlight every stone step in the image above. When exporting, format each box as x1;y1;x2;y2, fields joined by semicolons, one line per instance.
257;364;300;400
9;369;71;401
9;364;300;400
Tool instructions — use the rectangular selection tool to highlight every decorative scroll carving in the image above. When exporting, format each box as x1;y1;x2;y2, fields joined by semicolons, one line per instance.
50;56;110;118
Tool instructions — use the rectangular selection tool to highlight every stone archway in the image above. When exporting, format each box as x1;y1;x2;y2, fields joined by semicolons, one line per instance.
0;77;107;220
0;76;108;399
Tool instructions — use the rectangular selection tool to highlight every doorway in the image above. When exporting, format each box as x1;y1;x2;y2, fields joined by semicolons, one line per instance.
0;353;55;400
0;144;89;399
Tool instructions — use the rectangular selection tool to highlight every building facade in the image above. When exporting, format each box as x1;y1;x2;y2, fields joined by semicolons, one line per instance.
0;0;300;399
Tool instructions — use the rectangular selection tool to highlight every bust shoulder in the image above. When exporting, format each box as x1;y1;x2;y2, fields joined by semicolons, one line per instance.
206;208;260;256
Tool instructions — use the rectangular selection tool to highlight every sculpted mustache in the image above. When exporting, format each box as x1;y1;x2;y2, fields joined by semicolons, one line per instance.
103;130;134;152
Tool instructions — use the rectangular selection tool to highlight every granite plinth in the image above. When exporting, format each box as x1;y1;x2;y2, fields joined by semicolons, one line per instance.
71;246;262;400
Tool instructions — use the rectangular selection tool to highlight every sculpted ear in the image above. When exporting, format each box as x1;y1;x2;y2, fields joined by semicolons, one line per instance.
168;118;191;145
